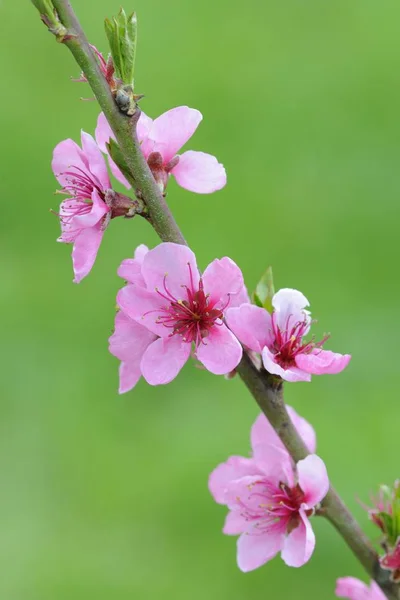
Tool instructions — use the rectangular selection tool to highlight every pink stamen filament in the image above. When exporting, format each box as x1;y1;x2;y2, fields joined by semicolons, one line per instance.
54;165;108;233
61;165;104;201
237;479;305;536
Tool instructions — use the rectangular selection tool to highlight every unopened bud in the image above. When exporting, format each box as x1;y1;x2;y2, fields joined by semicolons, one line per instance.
105;8;137;88
31;0;68;41
369;482;400;547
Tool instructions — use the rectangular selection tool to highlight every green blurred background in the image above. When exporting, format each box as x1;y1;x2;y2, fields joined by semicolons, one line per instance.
1;0;399;598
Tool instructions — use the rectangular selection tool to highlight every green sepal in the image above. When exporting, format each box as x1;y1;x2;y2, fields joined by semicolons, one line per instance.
253;266;275;313
392;481;400;544
105;8;137;87
376;512;396;545
106;139;134;185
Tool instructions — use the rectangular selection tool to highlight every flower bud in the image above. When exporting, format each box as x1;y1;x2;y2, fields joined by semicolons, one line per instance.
31;0;67;41
369;482;400;547
105;8;137;89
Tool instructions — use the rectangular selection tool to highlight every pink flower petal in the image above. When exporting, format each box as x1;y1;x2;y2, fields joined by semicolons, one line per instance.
118;361;142;394
202;257;244;304
251;413;282;450
73;189;109;229
117;245;149;285
281;509;315;567
52;138;88;188
223;510;248;535
262;347;311;382
369;582;387;599
237;529;284;572
72;223;104;283
295;349;351;375
57;198;81;243
224;475;266;512
251;405;316;454
335;577;385;599
208;456;259;504
96;110;153;148
252;443;295;487
141;242;200;300
95;112;113;153
226;304;273;353
141;106;202;163
95;112;130;188
140;336;191;385
109;311;156;362
117;259;144;285
297;454;329;508
133;244;149;264
116;284;168;337
229;284;250;308
80;130;110;190
287;406;317;453
137;111;153;144
196;323;242;375
171;150;226;193
272;288;311;334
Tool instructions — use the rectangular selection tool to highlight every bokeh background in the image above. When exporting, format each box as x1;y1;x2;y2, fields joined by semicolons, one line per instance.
1;1;399;598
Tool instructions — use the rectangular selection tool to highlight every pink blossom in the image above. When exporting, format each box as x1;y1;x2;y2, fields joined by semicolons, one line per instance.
226;288;351;382
210;405;316;505
209;409;328;571
109;245;157;393
336;577;386;600
52;132;112;283
116;243;245;385
96;106;227;194
52;131;137;283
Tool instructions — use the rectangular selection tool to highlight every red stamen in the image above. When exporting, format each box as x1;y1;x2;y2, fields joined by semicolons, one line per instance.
147;264;230;347
271;312;330;368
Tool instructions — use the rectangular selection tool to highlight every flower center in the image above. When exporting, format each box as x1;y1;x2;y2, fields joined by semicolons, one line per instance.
152;264;228;346
271;313;329;368
237;479;306;535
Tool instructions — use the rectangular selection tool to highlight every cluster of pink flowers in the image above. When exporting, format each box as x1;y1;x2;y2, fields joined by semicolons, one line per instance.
52;106;226;282
50;104;390;600
108;243;351;391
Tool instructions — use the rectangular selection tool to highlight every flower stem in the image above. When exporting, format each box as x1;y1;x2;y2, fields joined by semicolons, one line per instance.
31;2;400;598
